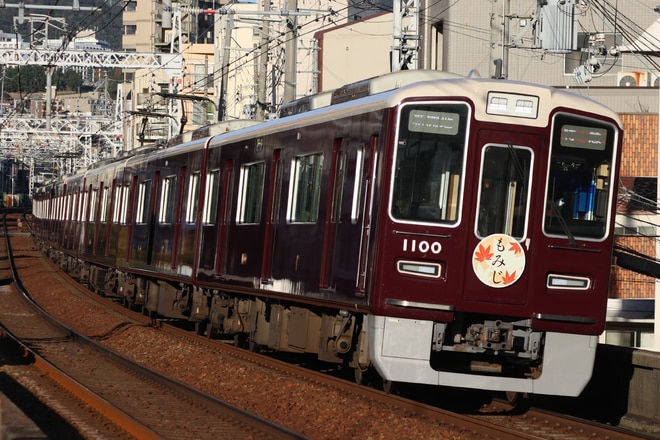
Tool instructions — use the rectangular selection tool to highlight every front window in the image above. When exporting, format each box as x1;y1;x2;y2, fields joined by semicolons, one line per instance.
544;113;617;240
391;103;469;224
476;145;532;239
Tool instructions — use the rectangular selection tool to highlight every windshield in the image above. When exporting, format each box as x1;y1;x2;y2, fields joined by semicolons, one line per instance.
391;103;469;224
476;145;532;239
544;113;617;240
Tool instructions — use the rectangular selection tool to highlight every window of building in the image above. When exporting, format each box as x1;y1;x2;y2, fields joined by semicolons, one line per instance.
192;101;207;125
123;25;137;36
619;177;657;212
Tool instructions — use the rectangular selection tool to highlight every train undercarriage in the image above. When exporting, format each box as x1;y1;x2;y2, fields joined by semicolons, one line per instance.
43;244;553;393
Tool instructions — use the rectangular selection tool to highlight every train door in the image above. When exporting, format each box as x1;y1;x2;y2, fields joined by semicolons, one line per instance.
127;173;157;267
214;159;234;276
319;137;372;297
223;150;267;279
261;149;282;282
462;130;538;305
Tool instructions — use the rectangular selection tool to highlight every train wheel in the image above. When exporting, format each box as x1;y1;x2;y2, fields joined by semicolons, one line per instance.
234;333;249;348
505;391;519;405
248;338;262;353
194;322;206;336
504;391;529;407
354;367;369;385
382;379;399;395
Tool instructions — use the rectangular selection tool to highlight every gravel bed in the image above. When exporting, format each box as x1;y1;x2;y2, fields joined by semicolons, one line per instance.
15;236;473;439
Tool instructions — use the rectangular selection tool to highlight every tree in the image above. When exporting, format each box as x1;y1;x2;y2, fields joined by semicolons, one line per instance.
1;66;47;95
54;68;84;92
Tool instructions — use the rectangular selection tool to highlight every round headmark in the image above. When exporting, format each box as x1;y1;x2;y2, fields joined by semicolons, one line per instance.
472;233;526;288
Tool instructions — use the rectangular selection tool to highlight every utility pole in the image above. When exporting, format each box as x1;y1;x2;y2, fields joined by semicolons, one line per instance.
490;0;510;79
256;0;270;121
218;14;234;121
391;0;420;71
283;0;298;104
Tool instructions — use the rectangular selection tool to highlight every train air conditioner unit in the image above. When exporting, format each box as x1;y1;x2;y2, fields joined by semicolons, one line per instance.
617;71;649;87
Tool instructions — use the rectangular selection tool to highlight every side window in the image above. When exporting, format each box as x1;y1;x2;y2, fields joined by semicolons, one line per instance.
476;145;532;239
186;172;201;224
100;186;110;223
68;193;75;221
237;162;265;224
159;175;177;224
113;185;123;224
135;180;151;224
203;170;220;225
80;189;88;222
120;186;130;225
288;153;323;223
351;147;364;224
89;188;97;222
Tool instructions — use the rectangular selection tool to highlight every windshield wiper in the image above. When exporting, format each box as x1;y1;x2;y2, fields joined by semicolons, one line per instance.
548;199;577;247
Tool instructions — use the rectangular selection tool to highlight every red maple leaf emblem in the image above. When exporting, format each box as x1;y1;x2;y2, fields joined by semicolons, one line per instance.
508;241;522;255
474;244;493;263
502;271;517;285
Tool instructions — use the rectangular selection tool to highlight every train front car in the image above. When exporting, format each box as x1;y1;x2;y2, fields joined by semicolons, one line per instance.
370;78;622;397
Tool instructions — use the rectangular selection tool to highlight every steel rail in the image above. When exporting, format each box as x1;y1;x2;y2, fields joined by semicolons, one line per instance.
2;209;307;440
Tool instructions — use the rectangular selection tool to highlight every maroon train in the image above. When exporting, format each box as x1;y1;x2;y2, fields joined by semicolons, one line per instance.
32;70;623;397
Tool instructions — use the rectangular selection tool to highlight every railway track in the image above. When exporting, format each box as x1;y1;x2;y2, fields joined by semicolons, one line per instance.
5;210;654;440
0;210;304;439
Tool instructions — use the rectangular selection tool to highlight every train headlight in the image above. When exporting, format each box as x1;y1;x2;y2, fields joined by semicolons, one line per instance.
546;274;591;290
487;92;539;119
397;260;441;278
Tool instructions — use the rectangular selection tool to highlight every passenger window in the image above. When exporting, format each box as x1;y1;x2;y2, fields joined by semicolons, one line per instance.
100;186;110;223
186;172;200;224
120;186;130;225
237;162;265;224
351;147;364;224
159;175;177;224
136;180;151;224
203;170;220;225
288;153;323;223
89;188;97;222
